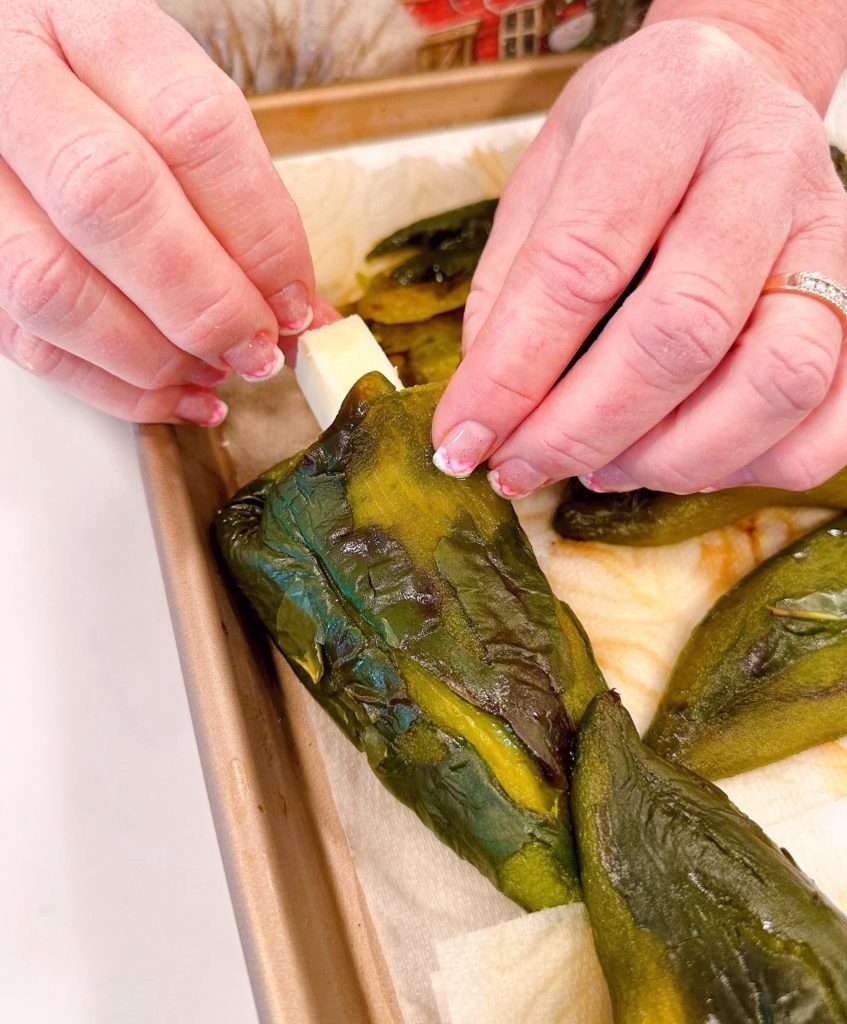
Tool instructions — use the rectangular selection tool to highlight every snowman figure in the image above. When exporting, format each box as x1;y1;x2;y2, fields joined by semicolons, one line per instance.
548;0;596;53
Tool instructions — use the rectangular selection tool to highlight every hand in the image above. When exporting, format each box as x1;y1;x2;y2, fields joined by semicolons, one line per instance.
431;19;847;495
0;0;316;426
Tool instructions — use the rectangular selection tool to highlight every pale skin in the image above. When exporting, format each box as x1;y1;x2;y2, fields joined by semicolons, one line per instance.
0;0;335;426
433;0;847;495
1;1;846;492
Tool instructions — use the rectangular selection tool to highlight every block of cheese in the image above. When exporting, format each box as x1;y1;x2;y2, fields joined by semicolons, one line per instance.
295;315;403;429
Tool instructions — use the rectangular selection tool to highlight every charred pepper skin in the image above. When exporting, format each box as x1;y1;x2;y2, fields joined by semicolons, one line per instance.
573;691;847;1024
215;373;607;910
554;471;847;546
354;201;498;384
366;198;497;275
646;517;847;779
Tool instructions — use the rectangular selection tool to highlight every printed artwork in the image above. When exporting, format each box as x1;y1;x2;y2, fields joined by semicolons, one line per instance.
404;0;652;66
161;0;649;95
405;1;597;70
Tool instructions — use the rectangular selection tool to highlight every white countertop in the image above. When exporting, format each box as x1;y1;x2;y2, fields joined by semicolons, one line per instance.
0;363;256;1023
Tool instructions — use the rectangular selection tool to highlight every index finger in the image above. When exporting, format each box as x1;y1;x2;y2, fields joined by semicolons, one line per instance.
52;0;315;333
431;91;710;472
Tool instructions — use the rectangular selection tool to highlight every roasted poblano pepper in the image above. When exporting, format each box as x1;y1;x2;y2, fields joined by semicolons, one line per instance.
573;691;847;1024
646;517;847;779
215;373;606;910
367;199;497;285
554;469;847;546
367;199;497;258
356;272;471;325
833;146;847;189
370;311;462;386
353;201;498;383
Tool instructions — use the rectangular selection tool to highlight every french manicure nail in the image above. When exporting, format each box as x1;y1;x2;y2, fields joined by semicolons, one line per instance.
276;281;313;335
432;420;496;478
221;332;284;382
584;464;639;493
487;460;549;499
579;473;609;493
175;392;229;428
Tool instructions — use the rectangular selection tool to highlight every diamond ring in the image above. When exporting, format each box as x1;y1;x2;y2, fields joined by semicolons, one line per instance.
762;272;847;333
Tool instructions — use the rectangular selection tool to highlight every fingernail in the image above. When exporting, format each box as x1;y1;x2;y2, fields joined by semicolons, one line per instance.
584;465;639;493
579;473;608;493
185;363;228;387
276;281;313;335
221;332;284;382
432;421;496;478
175;392;229;427
487;460;549;499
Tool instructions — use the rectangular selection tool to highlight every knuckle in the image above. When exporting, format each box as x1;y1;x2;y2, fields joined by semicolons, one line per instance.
536;424;610;475
787;109;829;161
129;388;174;425
476;362;539;414
770;453;834;492
148;75;247;166
46;128;158;239
144;353;192;390
748;338;834;417
169;277;247;354
521;227;630;317
1;323;65;378
794;205;847;248
764;104;830;183
624;290;733;389
0;228;80;326
239;211;302;278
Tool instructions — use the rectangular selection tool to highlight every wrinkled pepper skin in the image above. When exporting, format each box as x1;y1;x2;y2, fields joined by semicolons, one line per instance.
367;199;496;287
573;692;847;1024
554;470;847;546
367;199;498;257
646;518;847;779
215;373;606;910
367;198;497;287
370;311;462;386
356;272;470;324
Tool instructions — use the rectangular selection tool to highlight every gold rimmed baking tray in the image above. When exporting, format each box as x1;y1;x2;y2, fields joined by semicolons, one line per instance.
137;57;585;1024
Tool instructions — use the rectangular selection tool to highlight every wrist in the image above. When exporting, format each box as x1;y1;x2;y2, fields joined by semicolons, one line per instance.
644;0;847;114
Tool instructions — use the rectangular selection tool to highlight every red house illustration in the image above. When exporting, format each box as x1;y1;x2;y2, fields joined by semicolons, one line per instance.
402;0;595;71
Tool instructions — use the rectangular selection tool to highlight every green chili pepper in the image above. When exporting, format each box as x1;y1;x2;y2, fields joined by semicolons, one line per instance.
646;517;847;778
370;311;462;386
356;273;471;324
573;691;847;1024
215;373;607;909
367;199;498;258
554;470;847;546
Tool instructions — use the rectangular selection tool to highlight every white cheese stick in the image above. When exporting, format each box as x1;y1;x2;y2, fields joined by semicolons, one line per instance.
295;315;403;429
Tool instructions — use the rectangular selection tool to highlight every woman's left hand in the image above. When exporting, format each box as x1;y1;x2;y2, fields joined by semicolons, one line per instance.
432;16;847;497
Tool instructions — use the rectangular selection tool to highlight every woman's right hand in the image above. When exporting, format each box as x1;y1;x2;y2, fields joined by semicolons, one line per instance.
0;0;317;426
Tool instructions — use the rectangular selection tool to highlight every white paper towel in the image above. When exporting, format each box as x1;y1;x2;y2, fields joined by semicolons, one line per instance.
271;95;847;1023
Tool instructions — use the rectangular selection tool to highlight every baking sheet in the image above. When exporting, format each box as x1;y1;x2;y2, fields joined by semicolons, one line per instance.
142;110;847;1024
